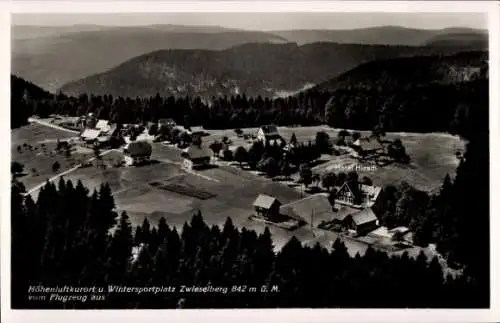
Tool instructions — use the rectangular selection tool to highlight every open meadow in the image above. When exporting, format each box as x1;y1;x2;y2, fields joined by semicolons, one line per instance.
11;123;91;189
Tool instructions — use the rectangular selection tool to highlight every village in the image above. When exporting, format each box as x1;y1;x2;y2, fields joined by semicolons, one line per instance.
14;112;424;255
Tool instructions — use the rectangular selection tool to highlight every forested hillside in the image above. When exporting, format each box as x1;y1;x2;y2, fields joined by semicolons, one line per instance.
12;27;288;92
11;75;53;128
59;42;478;98
319;51;488;139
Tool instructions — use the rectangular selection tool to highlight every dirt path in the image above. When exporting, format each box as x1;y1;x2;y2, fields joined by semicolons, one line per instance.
28;117;80;135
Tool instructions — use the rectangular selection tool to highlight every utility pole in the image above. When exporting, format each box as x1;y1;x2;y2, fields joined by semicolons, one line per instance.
311;208;315;237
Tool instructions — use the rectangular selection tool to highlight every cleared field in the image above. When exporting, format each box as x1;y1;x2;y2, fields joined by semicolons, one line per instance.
12;123;78;146
48;143;311;250
205;126;465;192
11;124;92;190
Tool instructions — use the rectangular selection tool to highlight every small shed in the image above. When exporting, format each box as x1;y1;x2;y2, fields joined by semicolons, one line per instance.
253;194;281;219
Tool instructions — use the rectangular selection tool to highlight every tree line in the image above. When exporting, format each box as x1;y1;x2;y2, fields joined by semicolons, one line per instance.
12;74;486;141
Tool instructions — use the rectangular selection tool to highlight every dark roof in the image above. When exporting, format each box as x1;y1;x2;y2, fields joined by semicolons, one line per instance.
350;208;378;225
253;194;280;209
260;125;278;134
126;141;152;157
333;205;360;222
280;194;333;225
185;144;211;160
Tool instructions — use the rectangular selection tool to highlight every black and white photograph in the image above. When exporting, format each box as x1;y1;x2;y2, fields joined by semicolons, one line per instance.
3;1;499;321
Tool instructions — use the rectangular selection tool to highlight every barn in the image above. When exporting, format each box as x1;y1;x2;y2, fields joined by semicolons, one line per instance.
253;194;281;220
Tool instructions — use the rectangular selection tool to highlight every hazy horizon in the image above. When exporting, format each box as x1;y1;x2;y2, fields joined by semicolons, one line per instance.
12;13;488;31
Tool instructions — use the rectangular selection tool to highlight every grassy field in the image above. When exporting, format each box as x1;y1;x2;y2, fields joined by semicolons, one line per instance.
50;143;306;250
11;123;91;189
204;126;465;192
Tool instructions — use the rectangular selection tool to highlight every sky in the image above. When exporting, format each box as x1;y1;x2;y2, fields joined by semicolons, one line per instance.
12;12;488;31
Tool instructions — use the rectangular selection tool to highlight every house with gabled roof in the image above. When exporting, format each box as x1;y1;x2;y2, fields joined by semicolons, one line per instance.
344;208;379;236
279;193;333;227
253;194;281;220
335;182;382;209
352;138;385;157
80;129;100;147
257;124;284;146
182;144;212;170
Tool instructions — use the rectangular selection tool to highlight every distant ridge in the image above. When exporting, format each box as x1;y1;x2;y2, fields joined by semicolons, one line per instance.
59;42;483;98
271;26;487;46
12;25;487;93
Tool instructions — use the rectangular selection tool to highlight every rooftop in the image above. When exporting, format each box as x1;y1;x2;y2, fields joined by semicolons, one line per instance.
333;205;360;222
185;144;211;160
190;126;205;133
96;119;110;132
358;138;384;151
260;124;278;135
350;208;378;225
80;129;100;140
126;141;152;157
280;193;333;225
253;194;279;210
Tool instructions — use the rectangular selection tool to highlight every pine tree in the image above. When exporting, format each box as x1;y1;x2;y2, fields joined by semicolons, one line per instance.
107;211;133;283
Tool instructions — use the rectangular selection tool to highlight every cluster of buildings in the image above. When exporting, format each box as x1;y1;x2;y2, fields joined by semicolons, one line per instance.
252;178;414;247
79;114;118;148
252;181;383;237
340;137;385;158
